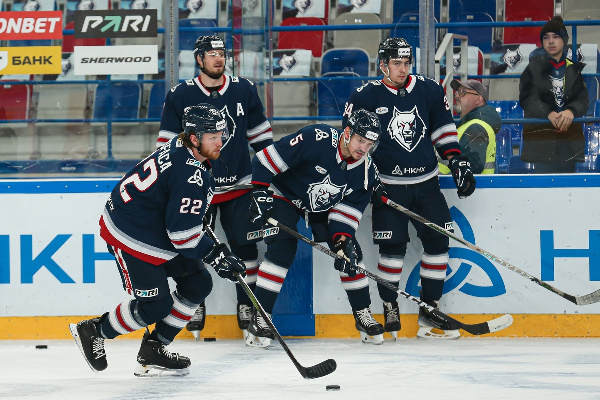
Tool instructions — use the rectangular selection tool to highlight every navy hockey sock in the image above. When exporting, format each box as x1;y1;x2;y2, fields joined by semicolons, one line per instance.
345;286;371;311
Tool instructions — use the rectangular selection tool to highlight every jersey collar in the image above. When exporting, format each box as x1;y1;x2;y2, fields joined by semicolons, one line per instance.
382;75;415;95
336;145;366;170
194;75;230;97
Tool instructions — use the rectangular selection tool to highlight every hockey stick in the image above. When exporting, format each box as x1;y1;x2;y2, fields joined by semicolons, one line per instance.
203;225;336;379
382;195;600;306
267;217;513;336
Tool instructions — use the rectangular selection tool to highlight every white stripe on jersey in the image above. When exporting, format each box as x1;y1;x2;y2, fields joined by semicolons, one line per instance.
380;167;439;185
257;145;289;176
156;130;177;148
102;209;178;261
431;123;458;146
247;120;273;144
256;259;289;293
167;225;205;250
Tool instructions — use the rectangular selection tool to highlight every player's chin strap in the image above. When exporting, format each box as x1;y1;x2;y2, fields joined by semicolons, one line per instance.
381;65;403;88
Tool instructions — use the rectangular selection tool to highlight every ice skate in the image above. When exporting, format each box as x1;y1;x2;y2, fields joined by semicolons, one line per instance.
383;301;401;341
134;330;191;377
417;297;460;340
186;302;206;341
237;302;252;338
245;308;274;349
69;317;107;372
353;307;384;345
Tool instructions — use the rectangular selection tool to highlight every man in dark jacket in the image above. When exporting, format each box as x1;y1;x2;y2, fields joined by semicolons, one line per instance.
519;16;588;173
440;79;501;174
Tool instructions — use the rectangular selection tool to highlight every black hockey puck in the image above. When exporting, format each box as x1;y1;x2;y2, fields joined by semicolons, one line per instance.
35;344;47;349
203;337;216;342
326;385;340;391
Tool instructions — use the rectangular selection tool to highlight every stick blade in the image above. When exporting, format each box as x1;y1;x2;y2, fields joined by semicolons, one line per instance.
460;313;513;335
302;359;337;379
576;289;600;306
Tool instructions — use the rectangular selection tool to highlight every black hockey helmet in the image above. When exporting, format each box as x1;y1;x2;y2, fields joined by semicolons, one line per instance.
182;104;227;142
347;108;381;153
378;37;413;65
193;35;226;66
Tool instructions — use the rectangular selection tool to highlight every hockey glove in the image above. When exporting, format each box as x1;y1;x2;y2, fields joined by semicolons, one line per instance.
333;237;358;278
449;155;476;198
371;178;388;208
247;186;274;226
204;243;247;282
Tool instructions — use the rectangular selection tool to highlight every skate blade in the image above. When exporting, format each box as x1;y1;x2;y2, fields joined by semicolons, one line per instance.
417;326;460;340
244;332;271;349
241;329;248;339
69;323;104;372
388;331;398;341
359;331;384;345
190;330;200;341
134;363;190;377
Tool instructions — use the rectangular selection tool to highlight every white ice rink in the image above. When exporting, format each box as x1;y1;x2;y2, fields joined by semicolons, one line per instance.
1;337;599;400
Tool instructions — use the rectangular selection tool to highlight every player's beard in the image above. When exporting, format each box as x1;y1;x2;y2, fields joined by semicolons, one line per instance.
203;65;225;80
200;146;221;160
453;102;462;115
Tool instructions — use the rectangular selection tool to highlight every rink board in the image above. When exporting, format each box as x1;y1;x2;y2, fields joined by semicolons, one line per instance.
0;175;599;338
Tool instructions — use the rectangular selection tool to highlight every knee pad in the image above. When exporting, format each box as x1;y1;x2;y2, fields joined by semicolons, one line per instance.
379;242;407;257
423;235;449;256
265;237;298;267
175;269;213;305
230;243;259;262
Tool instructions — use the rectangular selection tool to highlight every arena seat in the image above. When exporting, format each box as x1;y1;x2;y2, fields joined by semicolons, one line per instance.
488;43;537;101
393;0;440;22
336;0;382;18
508;155;535;174
92;82;141;121
575;124;600;172
448;12;494;53
332;13;382;60
178;18;218;51
503;0;554;45
278;17;325;58
272;49;314;122
392;13;433;58
281;0;329;24
0;83;31;121
318;48;369;117
564;10;600;56
147;81;166;119
448;0;496;20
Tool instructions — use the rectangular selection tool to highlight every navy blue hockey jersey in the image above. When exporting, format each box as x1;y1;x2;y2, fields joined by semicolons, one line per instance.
100;137;215;266
342;75;460;185
157;75;273;202
252;124;376;238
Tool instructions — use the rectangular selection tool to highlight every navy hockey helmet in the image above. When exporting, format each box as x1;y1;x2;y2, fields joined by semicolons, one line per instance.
347;109;381;153
193;35;226;65
378;37;413;64
182;104;227;142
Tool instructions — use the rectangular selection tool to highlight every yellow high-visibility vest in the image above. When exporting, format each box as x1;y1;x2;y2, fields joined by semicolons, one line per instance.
439;118;496;174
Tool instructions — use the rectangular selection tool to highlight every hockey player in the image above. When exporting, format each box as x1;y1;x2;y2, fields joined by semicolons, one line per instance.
342;38;476;340
246;109;385;347
69;105;246;376
156;35;273;339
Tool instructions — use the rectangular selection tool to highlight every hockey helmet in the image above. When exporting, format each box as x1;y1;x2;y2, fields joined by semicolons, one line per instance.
378;37;413;64
193;35;226;66
347;109;381;154
182;104;227;143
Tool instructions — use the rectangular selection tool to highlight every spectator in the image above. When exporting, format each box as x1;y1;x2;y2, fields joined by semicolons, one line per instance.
439;79;501;174
519;16;588;173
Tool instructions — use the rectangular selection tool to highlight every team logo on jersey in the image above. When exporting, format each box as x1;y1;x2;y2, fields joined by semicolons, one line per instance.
220;106;236;150
375;107;388;114
502;48;522;69
373;231;392;239
388;106;427;152
392;165;403;175
187;168;204;186
307;176;346;212
315;165;327;174
135;288;158;297
315;128;329;141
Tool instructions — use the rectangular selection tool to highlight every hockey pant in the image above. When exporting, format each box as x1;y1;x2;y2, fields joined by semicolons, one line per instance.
253;199;371;314
372;177;451;302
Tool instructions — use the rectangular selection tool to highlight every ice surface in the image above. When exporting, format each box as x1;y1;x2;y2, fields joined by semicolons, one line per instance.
1;337;599;400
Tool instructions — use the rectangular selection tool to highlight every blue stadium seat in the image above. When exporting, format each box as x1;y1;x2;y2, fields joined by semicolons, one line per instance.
147;82;166;119
391;13;421;54
508;156;535;174
575;124;600;172
93;82;141;120
448;0;496;19
393;0;440;22
179;19;217;51
318;49;369;117
448;12;494;53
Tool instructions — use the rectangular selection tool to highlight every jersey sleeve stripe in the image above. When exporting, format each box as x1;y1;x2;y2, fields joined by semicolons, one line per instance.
257;145;288;175
168;226;204;249
430;123;458;144
329;210;360;231
156;130;177;148
331;203;362;220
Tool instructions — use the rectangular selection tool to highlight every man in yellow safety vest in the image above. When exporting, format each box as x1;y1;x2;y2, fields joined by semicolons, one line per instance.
439;79;501;174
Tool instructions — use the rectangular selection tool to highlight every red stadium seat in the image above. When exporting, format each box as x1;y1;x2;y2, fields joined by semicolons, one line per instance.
0;83;31;121
278;17;325;58
62;21;106;53
503;0;554;44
